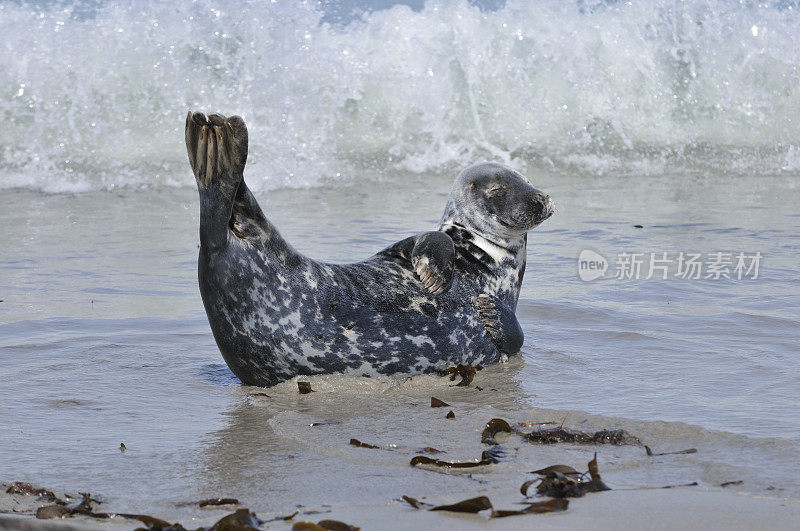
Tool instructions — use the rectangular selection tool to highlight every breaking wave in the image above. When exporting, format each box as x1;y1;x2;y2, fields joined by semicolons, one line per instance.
1;0;799;192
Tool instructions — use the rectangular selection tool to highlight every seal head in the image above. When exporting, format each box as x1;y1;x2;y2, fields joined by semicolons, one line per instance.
441;162;554;241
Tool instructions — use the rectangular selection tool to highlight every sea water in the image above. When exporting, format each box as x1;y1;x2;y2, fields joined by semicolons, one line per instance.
0;0;799;524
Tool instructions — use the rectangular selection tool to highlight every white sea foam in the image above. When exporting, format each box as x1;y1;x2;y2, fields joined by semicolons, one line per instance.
1;0;799;192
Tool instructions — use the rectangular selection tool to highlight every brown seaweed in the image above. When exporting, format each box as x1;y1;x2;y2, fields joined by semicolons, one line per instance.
530;464;581;476
19;484;265;531
661;482;699;489
491;498;569;517
205;508;263;530
415;447;445;455
440;364;478;386
292;521;360;531
528;453;611;498
533;473;586;498
298;382;314;394
410;450;497;469
519;479;537;497
430;397;449;408
36;505;71;519
430;496;492;513
134;514;182;530
524;427;641;445
316;521;360;531
586;452;611;492
404;494;569;518
481;418;511;444
198;498;239;507
720;480;743;487
5;482;56;499
445;410;455;419
349;438;379;449
645;445;698;456
401;495;432;509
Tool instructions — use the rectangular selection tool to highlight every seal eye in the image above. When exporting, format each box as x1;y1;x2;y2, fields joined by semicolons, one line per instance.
487;185;505;196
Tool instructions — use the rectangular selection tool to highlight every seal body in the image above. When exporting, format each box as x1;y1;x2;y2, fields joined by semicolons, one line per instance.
186;112;553;386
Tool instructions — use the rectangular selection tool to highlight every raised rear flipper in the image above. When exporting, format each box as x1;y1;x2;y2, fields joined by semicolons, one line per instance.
475;294;524;355
185;112;249;253
411;231;455;295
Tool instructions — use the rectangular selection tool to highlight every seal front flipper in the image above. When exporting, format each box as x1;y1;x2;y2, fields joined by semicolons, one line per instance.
475;294;524;355
185;111;249;253
411;231;455;294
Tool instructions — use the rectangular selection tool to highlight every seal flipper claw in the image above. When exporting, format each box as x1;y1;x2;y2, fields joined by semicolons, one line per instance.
476;294;524;355
411;231;455;295
185;111;249;253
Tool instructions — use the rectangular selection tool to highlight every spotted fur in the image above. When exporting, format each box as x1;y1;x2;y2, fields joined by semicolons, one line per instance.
186;112;553;386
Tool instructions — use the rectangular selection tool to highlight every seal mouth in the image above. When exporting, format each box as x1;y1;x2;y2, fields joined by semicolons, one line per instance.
533;197;555;225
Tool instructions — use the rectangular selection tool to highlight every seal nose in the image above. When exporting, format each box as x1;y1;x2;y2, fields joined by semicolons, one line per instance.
531;192;553;221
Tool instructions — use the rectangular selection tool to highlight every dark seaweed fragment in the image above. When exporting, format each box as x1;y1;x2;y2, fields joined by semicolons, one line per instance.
298;382;314;394
645;445;698;456
440;364;478;386
430;397;449;408
523;427;641;445
430;496;492;513
528;453;611;498
415;447;445;455
135;514;185;530
586;452;611;492
720;480;743;487
205;508;263;530
662;482;699;489
349;438;379;449
309;420;340;427
410;450;496;469
5;482;56;499
445;410;455;419
481;418;511;444
530;464;580;476
534;472;586;498
198;498;239;507
36;505;71;519
292;521;360;531
491;498;569;517
401;495;432;509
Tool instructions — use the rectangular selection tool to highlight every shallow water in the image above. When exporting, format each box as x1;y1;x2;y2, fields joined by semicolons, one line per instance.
1;168;798;522
1;0;800;524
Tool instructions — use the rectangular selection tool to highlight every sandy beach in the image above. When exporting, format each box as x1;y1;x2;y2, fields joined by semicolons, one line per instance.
2;485;799;530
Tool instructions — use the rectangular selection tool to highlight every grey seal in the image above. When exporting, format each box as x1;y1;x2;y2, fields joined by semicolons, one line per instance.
185;112;554;386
